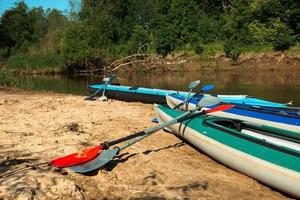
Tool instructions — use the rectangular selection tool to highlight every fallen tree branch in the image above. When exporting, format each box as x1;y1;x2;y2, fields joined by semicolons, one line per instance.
111;59;147;72
104;53;149;71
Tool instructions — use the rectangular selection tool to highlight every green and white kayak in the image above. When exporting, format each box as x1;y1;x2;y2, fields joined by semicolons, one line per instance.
154;104;300;198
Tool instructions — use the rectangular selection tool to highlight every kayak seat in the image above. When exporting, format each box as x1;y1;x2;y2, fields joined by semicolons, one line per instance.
129;86;154;90
129;86;139;90
193;94;204;98
214;120;242;131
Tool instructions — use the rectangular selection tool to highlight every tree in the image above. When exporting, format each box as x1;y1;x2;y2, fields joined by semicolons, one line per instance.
0;2;30;48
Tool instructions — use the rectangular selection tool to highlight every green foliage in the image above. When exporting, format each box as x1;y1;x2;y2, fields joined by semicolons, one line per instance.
288;43;300;55
272;34;296;51
271;19;296;51
0;48;9;60
224;39;242;61
0;2;68;72
128;26;150;54
248;21;277;43
154;28;176;56
60;23;91;62
239;44;273;53
202;42;223;56
0;72;28;88
6;54;63;71
1;0;300;73
191;40;204;55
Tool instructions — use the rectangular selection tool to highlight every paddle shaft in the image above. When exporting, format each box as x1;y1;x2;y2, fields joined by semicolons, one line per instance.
173;91;203;110
104;89;209;147
108;97;221;149
86;75;115;100
104;104;227;148
112;102;228;151
103;110;195;148
116;108;201;151
68;105;234;173
101;80;109;97
173;84;213;110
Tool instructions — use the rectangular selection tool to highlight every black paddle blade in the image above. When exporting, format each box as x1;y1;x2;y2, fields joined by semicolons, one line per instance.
68;148;119;173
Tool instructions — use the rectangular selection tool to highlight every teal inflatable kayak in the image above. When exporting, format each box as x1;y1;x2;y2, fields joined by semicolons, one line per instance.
155;104;300;198
89;83;288;108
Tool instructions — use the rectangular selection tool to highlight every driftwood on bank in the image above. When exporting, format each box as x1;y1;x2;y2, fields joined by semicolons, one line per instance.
103;53;149;72
73;43;172;74
102;53;172;73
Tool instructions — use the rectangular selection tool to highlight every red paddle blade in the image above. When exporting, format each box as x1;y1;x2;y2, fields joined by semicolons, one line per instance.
204;104;235;113
49;144;104;168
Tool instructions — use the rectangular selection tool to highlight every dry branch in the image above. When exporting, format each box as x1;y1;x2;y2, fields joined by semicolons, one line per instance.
104;53;149;71
111;59;147;72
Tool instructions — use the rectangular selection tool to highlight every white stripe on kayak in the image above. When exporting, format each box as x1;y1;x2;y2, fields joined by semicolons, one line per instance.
241;129;300;151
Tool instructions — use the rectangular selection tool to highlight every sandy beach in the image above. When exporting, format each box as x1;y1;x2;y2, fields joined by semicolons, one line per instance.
0;88;292;199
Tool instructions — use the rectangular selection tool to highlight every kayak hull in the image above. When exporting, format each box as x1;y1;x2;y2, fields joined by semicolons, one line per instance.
154;104;300;198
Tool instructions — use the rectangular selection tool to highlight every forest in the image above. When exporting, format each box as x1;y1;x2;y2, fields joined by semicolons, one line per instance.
0;0;299;72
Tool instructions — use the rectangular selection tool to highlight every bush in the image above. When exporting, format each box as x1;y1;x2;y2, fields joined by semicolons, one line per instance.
0;48;9;60
193;44;203;55
268;19;296;51
272;34;296;51
224;39;242;61
191;40;204;55
128;26;150;54
154;28;176;56
202;42;223;56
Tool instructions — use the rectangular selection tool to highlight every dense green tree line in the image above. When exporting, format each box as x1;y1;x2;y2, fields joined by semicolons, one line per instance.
0;0;299;72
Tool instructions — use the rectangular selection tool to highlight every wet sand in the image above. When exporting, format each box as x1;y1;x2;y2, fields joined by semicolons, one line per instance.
0;88;292;199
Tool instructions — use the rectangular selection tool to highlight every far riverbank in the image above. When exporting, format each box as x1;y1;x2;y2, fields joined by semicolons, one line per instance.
1;52;299;75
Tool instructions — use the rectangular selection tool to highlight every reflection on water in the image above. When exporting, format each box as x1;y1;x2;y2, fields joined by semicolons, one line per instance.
1;70;300;106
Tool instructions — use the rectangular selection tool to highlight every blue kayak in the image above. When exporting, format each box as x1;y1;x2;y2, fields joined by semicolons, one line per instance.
166;94;300;133
89;83;289;108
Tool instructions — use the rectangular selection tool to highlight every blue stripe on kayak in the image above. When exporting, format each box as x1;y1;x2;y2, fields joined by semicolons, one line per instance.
172;95;300;126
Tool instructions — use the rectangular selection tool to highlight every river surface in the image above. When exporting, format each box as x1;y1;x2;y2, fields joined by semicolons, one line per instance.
1;70;300;106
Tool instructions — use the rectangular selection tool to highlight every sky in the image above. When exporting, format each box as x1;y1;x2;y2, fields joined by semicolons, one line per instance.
0;0;70;15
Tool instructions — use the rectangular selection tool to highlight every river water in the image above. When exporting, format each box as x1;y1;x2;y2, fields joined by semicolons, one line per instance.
1;70;300;106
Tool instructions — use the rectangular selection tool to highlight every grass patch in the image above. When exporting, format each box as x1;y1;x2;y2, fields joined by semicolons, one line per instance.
239;44;273;54
5;54;64;72
287;43;300;56
202;42;223;56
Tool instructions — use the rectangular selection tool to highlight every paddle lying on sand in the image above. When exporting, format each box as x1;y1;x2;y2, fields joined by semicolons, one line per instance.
49;82;223;168
69;98;234;173
51;80;203;167
85;75;117;100
50;103;233;169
